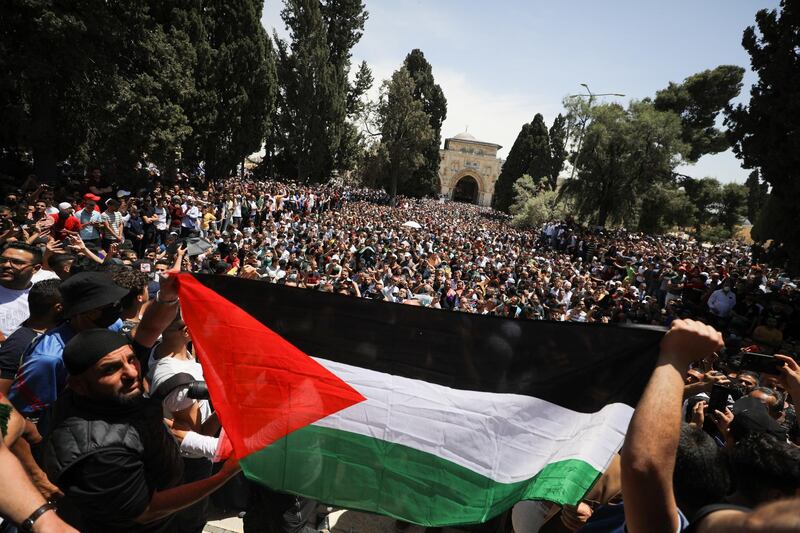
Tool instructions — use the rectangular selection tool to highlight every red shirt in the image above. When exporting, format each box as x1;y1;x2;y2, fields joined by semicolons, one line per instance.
48;213;82;240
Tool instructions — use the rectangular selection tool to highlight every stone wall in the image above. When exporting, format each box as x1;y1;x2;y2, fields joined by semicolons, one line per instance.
438;138;502;207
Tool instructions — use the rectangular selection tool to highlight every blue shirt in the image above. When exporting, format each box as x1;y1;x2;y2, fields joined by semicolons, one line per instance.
9;320;122;419
76;208;102;240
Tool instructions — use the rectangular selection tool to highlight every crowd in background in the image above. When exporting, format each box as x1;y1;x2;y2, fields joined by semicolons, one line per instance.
0;170;799;532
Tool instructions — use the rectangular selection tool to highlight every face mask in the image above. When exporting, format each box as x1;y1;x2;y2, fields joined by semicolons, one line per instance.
94;302;122;328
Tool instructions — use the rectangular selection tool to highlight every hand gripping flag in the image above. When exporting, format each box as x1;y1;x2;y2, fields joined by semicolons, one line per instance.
176;273;663;527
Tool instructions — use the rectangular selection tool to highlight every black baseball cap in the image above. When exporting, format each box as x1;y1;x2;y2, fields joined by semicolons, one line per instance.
59;272;129;318
63;329;130;375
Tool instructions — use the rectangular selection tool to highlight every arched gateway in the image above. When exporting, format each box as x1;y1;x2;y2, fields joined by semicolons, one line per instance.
452;175;479;204
438;131;503;207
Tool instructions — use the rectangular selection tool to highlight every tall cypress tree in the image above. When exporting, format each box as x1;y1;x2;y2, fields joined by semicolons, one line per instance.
726;0;800;269
493;113;554;212
745;169;768;224
271;0;367;182
181;0;276;179
493;122;533;212
402;49;447;197
525;114;551;186
548;113;567;190
323;0;368;175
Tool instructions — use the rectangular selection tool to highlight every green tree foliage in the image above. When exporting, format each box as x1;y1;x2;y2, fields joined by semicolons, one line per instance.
270;0;367;181
547;113;568;190
0;0;279;181
492;123;534;212
182;0;276;179
654;65;744;162
493;113;559;212
272;0;335;181
637;184;696;234
717;182;748;235
681;176;722;236
0;0;196;178
333;60;373;178
525;114;552;186
560;101;688;227
726;0;800;270
403;49;447;197
375;67;434;199
745;169;769;224
509;175;571;230
680;177;747;240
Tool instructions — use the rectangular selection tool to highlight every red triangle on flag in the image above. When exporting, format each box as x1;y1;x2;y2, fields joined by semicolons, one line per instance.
175;274;366;458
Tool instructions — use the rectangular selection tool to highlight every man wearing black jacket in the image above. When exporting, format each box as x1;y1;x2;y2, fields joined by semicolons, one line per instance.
43;329;241;532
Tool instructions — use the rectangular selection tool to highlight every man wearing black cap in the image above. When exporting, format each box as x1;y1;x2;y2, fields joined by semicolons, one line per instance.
9;269;180;426
42;329;241;532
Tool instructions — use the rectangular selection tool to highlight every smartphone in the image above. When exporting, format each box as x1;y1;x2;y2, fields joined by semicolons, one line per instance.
708;384;730;414
740;352;784;375
140;262;151;273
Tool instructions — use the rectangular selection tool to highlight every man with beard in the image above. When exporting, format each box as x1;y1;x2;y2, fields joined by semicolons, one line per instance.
48;202;81;242
41;329;241;532
0;242;43;340
9;270;179;428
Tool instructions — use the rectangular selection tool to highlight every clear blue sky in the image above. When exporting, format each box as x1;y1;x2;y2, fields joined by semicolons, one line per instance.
262;0;780;183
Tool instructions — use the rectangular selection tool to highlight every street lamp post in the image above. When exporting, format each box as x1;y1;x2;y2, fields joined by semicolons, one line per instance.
567;84;625;181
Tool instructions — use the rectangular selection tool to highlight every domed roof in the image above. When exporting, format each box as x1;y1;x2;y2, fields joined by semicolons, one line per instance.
453;131;477;141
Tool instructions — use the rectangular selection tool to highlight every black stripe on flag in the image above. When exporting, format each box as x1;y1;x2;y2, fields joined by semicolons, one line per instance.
193;274;662;413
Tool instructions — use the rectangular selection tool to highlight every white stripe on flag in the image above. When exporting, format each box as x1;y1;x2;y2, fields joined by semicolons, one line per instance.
312;358;632;484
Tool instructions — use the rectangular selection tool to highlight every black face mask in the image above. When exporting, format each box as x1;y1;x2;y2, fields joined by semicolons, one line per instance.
94;302;122;328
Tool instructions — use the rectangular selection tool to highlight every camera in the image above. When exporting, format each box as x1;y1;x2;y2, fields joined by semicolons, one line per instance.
186;381;209;400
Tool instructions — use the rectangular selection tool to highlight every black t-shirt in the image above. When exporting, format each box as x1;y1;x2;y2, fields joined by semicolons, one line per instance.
141;206;156;232
0;326;38;380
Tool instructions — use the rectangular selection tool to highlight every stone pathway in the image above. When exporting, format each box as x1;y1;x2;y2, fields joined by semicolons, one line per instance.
204;509;476;533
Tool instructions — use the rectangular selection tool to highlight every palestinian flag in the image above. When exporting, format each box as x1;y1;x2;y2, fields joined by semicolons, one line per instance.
176;274;662;527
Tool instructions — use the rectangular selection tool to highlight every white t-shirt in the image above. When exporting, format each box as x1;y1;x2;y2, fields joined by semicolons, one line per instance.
154;207;168;231
31;269;60;283
0;284;31;338
149;355;212;458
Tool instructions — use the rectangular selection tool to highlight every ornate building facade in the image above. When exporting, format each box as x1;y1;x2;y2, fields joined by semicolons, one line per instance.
438;131;502;207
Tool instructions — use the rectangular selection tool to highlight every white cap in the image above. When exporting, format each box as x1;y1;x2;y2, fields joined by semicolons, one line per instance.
58;202;72;211
117;189;131;198
331;254;340;262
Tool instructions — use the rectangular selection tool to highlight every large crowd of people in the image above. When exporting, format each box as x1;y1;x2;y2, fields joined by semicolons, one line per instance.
0;170;798;532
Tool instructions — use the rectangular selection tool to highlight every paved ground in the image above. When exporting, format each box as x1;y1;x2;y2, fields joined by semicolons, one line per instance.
204;509;475;533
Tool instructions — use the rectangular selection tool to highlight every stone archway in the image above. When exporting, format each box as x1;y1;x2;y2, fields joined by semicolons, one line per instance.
453;175;479;204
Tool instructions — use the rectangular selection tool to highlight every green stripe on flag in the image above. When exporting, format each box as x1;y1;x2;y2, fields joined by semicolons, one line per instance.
240;424;601;527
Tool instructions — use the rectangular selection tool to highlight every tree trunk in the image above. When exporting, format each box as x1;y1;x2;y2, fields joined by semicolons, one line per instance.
30;88;58;180
597;204;609;228
32;143;58;181
389;171;398;203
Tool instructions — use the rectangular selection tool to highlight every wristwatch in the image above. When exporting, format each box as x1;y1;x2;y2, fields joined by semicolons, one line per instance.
155;290;179;305
20;501;56;532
